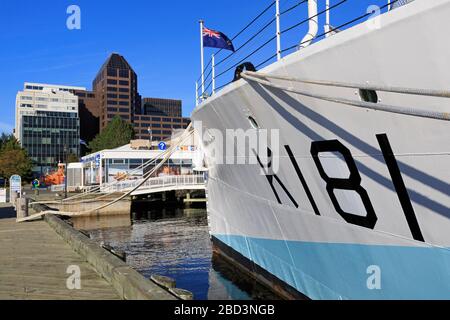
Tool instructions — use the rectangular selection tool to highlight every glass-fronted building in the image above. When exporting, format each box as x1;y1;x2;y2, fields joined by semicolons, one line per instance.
15;83;83;175
21;111;79;174
80;133;201;187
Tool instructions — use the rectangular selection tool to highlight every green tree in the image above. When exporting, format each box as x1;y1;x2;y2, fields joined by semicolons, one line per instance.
66;153;80;163
88;116;135;153
0;133;12;148
0;136;33;181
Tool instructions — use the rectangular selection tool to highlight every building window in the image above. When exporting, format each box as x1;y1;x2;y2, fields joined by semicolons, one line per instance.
107;79;117;85
107;100;118;105
107;107;117;112
152;117;161;122
119;101;129;106
21;96;33;101
119;88;129;93
119;70;129;78
119;108;129;113
107;94;117;99
107;68;117;77
119;95;129;99
119;80;129;86
107;87;117;92
163;124;171;129
152;123;161;128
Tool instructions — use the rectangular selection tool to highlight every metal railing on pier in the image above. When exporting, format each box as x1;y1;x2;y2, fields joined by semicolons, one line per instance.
103;175;206;195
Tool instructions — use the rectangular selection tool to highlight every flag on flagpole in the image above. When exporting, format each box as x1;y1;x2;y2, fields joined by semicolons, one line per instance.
203;27;235;52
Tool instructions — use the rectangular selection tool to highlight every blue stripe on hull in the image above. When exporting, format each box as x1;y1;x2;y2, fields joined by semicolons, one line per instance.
214;234;450;300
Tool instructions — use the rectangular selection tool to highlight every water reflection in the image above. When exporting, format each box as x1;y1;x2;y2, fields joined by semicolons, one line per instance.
75;204;278;300
71;213;131;231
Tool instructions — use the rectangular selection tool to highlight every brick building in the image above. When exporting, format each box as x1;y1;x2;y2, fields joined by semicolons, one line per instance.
77;53;190;144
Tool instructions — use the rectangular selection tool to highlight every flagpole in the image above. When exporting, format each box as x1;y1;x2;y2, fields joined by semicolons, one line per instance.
212;54;216;95
195;81;199;106
325;0;330;37
276;0;281;61
199;20;205;100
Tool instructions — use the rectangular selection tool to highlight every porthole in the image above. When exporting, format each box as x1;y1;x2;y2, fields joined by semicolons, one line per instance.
248;116;260;129
359;89;378;103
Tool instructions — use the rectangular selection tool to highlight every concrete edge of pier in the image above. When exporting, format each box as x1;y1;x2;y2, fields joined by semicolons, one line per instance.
44;214;177;300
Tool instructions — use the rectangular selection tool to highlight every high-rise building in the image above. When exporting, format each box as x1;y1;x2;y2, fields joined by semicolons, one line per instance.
92;53;141;131
133;113;191;142
15;83;81;175
142;97;182;117
86;53;190;142
73;90;99;143
135;97;190;141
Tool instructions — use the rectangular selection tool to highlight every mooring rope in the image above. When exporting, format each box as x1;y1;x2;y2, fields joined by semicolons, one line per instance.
245;71;450;99
31;130;188;206
241;72;450;121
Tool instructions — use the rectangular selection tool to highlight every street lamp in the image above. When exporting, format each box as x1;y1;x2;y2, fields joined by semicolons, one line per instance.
147;128;153;149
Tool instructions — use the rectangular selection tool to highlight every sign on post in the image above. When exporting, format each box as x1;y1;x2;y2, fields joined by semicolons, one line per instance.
159;142;167;151
9;175;22;203
95;154;101;168
0;189;6;203
32;179;40;189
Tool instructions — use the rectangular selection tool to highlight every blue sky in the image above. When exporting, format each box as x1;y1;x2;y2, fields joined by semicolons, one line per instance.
0;0;389;134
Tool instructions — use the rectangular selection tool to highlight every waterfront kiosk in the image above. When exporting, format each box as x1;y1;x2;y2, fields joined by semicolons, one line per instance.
76;134;201;190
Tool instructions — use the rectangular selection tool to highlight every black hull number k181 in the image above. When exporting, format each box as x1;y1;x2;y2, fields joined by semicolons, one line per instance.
255;133;425;242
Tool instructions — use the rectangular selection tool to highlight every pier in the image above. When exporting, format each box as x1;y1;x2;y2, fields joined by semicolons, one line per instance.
0;202;178;300
0;203;119;300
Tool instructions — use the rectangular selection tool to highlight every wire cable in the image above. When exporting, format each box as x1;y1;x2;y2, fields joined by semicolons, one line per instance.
282;0;397;53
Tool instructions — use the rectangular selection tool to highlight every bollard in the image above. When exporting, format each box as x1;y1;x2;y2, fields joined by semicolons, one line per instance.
16;197;29;220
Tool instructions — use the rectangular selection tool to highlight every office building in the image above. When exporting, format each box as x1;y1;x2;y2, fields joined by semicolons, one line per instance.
92;53;141;131
142;97;182;117
87;53;190;142
134;113;191;142
15;83;81;175
73;90;100;143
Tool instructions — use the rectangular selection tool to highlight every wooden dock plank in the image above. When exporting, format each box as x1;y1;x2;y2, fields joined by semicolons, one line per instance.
0;205;121;300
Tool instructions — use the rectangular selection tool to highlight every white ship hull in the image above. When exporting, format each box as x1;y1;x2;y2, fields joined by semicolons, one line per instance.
192;0;450;299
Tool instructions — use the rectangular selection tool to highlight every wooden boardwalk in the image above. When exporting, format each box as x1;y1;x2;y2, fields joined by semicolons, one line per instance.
0;204;120;300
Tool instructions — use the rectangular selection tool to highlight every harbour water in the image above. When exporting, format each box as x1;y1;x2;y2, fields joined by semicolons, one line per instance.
72;202;279;300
